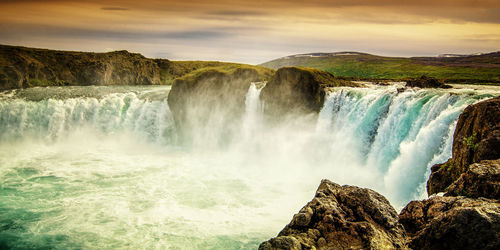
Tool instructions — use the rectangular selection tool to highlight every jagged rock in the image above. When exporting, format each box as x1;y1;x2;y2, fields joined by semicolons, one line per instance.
428;96;500;195
405;75;451;88
167;66;273;145
444;159;500;199
259;180;408;250
399;196;500;250
260;67;358;121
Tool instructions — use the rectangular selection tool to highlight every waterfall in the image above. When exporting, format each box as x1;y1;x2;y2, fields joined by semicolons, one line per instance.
242;82;265;141
0;84;498;249
0;91;177;144
316;86;495;205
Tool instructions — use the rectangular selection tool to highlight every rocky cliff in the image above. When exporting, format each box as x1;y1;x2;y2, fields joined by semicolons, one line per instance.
260;67;358;121
427;96;500;195
0;45;163;89
0;44;244;90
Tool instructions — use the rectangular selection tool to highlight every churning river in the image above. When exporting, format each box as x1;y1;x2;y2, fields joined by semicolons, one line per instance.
0;84;499;249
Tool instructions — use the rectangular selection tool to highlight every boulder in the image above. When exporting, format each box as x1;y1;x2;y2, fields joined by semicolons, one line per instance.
260;67;358;121
428;96;500;195
399;196;500;250
259;180;408;250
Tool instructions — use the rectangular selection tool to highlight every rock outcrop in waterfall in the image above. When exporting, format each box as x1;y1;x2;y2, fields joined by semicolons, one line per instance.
405;75;452;88
260;67;358;120
166;66;356;144
167;66;273;145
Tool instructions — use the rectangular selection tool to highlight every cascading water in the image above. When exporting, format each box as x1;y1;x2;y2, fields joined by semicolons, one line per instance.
0;84;498;249
242;82;265;141
316;86;495;205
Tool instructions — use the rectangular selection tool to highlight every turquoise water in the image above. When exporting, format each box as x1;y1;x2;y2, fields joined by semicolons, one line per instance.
0;84;498;249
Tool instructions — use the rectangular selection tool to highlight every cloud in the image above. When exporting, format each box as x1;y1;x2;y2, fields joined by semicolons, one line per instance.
101;7;129;11
0;23;233;42
0;0;499;64
205;10;265;17
163;30;231;40
2;0;500;23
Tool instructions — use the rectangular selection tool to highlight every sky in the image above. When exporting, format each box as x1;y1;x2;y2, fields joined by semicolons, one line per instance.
0;0;499;64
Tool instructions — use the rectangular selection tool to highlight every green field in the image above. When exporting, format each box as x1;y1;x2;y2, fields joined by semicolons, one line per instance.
261;52;500;84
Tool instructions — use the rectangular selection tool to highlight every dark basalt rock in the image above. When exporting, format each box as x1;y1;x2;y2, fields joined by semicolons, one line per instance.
260;67;358;121
428;96;500;195
259;180;408;250
399;196;500;250
405;75;452;88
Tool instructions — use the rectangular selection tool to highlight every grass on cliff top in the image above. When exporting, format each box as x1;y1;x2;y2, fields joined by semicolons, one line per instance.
261;54;500;84
175;62;275;83
157;60;274;85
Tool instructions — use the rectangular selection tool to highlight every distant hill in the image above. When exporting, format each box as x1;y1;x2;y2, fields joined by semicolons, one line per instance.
0;44;270;90
261;51;500;84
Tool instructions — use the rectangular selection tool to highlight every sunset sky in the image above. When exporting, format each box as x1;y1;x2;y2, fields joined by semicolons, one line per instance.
0;0;499;64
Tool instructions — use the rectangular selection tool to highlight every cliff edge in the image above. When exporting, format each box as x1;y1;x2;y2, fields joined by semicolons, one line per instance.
260;67;358;121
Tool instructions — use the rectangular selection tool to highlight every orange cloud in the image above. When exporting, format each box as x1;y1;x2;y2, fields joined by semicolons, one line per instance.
0;0;498;63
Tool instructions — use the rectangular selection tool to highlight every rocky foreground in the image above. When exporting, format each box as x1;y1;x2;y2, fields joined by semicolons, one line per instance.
260;96;500;250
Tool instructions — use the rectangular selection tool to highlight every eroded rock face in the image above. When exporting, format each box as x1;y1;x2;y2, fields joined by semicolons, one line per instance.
399;196;500;250
428;96;500;195
260;67;358;121
259;180;407;250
